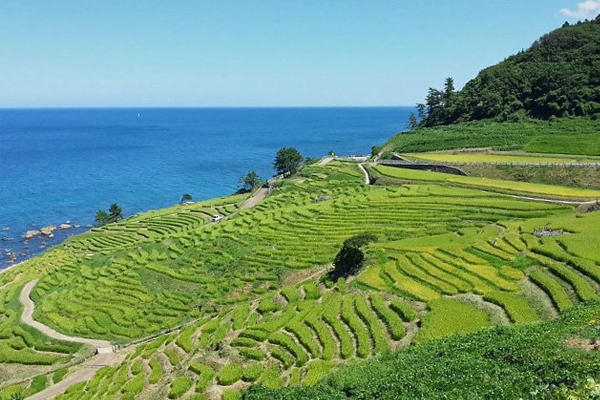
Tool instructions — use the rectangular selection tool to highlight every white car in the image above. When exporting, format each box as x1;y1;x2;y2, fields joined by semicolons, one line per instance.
211;215;223;222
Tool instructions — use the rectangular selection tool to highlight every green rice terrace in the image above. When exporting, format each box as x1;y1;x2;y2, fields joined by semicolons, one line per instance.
1;159;599;400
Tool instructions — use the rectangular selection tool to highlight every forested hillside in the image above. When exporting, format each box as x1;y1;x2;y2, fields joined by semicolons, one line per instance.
416;15;600;127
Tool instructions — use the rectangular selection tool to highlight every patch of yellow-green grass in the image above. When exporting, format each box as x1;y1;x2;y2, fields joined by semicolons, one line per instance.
413;298;491;343
376;226;499;250
402;153;583;164
357;265;389;291
374;165;600;199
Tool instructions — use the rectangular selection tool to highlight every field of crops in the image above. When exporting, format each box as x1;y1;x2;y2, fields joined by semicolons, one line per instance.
1;160;599;399
401;152;599;164
372;165;600;199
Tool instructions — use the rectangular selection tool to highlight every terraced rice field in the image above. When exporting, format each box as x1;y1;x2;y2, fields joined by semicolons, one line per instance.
372;165;600;199
1;160;599;399
401;152;599;164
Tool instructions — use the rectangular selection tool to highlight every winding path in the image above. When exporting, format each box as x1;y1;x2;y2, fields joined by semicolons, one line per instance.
20;280;111;349
19;280;115;400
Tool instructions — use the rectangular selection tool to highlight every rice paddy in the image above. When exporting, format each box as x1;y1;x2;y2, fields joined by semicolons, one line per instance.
401;152;599;164
372;164;600;199
1;160;599;399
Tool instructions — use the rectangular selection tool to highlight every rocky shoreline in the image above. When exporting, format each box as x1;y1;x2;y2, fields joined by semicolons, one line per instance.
1;222;91;267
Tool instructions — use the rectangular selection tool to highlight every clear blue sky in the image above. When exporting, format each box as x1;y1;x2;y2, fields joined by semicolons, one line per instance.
1;0;598;107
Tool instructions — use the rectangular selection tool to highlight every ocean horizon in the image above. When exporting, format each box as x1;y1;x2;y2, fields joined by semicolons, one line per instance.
0;107;412;266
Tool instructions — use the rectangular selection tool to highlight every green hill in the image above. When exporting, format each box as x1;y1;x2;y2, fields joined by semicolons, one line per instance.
421;16;600;126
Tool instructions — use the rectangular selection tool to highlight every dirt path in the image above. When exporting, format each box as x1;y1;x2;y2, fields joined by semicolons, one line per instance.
358;164;370;185
20;280;115;400
20;280;112;349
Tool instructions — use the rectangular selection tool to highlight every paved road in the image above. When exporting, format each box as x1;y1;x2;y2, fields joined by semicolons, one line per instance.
510;195;599;205
358;164;370;185
19;280;115;400
241;187;269;210
318;156;334;166
26;352;113;400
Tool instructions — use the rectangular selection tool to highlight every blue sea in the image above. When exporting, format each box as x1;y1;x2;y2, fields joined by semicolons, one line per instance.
0;107;411;266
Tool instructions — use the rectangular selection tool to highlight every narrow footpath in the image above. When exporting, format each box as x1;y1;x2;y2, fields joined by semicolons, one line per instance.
19;280;115;400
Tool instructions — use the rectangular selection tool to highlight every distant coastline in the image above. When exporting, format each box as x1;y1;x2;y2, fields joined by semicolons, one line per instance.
1;107;410;267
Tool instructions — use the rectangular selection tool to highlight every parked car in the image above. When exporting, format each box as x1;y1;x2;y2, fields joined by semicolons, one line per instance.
212;214;224;222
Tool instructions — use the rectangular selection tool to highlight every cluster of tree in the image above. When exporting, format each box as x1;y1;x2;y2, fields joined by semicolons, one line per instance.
236;147;305;194
239;170;261;192
328;233;377;281
410;15;600;128
94;203;123;226
274;147;303;175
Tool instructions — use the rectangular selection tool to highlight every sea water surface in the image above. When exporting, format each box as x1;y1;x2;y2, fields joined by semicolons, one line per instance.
0;107;411;266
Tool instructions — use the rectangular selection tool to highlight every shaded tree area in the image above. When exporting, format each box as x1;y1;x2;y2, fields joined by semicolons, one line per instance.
239;170;261;193
95;203;123;226
410;16;600;128
274;147;303;175
327;233;377;281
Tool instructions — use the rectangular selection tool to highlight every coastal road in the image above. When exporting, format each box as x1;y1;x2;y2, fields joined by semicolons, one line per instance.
19;280;115;400
241;187;269;210
318;156;334;166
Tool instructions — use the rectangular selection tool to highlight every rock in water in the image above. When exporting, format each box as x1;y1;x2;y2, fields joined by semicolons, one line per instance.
24;230;41;239
60;223;72;229
40;225;57;236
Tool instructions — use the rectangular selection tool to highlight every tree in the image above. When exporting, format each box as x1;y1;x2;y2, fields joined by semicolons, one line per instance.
273;147;303;175
108;203;123;223
371;146;381;157
180;193;193;204
408;113;419;130
95;210;110;226
416;103;427;123
443;77;455;102
329;233;377;280
240;170;261;192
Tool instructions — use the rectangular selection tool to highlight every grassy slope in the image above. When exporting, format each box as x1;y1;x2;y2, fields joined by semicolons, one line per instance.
1;160;599;399
383;118;600;155
243;302;600;400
